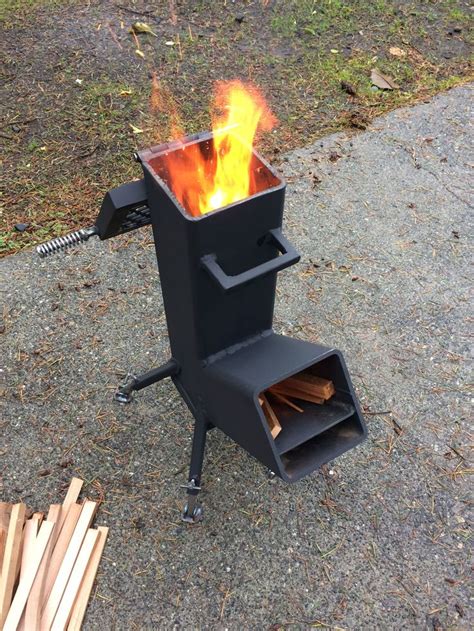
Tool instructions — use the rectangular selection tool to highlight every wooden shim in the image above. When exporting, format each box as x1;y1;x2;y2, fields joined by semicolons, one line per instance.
269;384;325;405
18;514;47;631
0;536;4;582
24;505;62;631
260;393;282;438
46;504;62;526
17;514;42;629
281;374;335;400
51;529;99;631
41;501;97;630
49;505;63;552
32;513;45;526
20;515;42;579
268;391;304;413
297;373;335;398
3;521;54;631
57;478;83;539
17;516;42;631
0;503;12;578
41;503;82;608
67;527;109;631
279;378;329;399
0;503;27;628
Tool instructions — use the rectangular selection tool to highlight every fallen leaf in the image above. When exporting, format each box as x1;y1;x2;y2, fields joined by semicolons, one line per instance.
129;124;144;134
119;89;132;97
389;46;406;57
135;49;145;58
132;22;157;36
330;49;338;54
371;68;399;90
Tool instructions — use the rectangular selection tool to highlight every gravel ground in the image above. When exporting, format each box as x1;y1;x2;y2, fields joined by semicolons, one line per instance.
1;85;472;630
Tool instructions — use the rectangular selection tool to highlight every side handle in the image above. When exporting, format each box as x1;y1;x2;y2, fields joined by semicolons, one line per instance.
201;229;300;293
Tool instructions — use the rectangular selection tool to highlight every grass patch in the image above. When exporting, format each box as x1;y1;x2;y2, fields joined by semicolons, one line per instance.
1;0;472;255
270;0;401;38
0;0;71;24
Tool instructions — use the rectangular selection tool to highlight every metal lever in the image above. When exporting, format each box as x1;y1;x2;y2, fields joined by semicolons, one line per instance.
36;226;98;258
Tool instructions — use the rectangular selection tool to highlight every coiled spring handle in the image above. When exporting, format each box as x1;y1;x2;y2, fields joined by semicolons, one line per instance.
36;226;98;258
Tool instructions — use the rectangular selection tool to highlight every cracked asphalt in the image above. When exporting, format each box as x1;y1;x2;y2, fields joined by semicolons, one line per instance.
1;85;473;630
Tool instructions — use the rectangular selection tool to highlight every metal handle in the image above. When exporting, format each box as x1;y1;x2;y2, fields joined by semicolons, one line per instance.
36;226;98;258
201;229;300;292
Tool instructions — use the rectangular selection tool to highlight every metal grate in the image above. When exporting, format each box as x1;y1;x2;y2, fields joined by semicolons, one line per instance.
119;205;151;233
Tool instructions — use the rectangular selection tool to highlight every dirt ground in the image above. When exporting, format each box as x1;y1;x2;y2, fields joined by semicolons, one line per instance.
1;0;472;254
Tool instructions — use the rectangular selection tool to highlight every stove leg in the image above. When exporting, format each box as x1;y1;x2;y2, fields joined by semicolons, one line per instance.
181;418;210;524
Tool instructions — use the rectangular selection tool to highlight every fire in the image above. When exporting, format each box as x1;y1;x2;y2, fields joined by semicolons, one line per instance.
152;80;276;216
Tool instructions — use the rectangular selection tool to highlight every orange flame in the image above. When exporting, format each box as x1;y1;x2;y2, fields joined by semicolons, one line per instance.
154;80;276;216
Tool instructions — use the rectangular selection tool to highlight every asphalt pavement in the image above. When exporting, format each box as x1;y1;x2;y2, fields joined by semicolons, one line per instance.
1;84;472;630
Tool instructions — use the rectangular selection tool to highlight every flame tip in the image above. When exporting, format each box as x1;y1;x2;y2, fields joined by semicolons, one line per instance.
152;79;276;216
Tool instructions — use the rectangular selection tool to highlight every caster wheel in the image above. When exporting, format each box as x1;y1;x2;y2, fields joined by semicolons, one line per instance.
114;389;133;404
181;503;203;524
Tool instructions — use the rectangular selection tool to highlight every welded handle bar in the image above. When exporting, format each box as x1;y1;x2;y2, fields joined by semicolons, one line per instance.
201;229;300;293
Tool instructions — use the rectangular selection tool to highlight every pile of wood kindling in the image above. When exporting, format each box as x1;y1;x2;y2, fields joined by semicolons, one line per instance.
260;373;336;437
0;478;108;631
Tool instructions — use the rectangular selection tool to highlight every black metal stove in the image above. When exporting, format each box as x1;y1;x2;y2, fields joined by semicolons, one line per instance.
37;131;367;522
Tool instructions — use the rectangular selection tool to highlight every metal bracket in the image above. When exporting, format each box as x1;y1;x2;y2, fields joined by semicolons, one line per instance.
180;478;202;493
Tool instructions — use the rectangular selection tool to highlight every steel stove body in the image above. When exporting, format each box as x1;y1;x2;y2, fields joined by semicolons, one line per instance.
38;131;367;521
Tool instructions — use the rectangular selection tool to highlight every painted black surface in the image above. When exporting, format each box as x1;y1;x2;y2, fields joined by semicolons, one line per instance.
96;179;150;239
274;397;355;456
93;131;367;490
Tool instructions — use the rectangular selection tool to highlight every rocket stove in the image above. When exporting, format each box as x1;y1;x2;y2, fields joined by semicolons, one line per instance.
37;131;367;522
